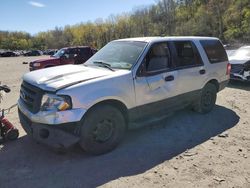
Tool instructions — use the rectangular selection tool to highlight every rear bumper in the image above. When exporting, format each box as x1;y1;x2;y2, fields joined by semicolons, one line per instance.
18;109;80;149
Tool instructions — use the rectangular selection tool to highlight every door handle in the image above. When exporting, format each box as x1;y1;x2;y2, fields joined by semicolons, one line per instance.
199;69;206;75
165;75;174;82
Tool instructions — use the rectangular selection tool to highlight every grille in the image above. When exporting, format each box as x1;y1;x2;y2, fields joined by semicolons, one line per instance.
20;81;44;113
231;64;244;74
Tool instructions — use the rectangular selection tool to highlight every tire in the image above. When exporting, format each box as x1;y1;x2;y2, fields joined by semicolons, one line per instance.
79;105;126;155
193;83;217;114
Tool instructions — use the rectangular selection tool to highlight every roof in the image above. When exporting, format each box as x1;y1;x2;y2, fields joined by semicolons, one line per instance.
115;36;219;43
61;46;91;50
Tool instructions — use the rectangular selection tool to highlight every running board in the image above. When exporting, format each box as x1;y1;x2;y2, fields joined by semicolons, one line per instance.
128;112;174;130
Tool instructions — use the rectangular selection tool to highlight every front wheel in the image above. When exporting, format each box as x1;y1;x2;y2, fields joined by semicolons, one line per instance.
193;83;217;114
79;105;126;155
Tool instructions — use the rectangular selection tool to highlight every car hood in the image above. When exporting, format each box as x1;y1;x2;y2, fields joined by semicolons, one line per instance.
23;65;117;92
229;55;250;65
32;57;58;63
229;59;248;65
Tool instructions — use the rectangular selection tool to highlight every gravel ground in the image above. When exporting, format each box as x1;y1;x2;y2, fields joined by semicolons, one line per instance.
0;56;249;188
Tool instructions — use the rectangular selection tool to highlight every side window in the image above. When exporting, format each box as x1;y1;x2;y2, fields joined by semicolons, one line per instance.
200;40;228;63
80;48;91;59
145;43;171;72
173;41;202;67
64;48;77;59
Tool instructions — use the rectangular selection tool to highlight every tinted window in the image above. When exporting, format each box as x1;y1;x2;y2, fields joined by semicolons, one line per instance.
145;42;171;72
52;49;65;58
63;49;77;59
79;48;89;54
68;48;77;55
200;40;228;63
173;41;202;67
79;48;91;59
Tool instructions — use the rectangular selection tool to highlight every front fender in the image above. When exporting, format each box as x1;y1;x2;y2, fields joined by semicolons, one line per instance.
76;87;132;110
57;71;135;112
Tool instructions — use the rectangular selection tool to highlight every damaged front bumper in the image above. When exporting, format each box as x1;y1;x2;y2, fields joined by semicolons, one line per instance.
230;64;250;82
18;97;85;149
18;99;86;125
17;99;85;149
18;109;80;149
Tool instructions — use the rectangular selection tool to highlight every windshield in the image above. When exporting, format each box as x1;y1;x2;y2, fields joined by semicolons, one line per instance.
85;41;147;70
52;49;65;58
232;47;250;57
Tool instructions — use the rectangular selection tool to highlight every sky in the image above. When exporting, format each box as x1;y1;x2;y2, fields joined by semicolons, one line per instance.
0;0;156;35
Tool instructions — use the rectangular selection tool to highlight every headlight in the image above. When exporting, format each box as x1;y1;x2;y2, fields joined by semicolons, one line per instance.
33;62;41;67
40;94;72;111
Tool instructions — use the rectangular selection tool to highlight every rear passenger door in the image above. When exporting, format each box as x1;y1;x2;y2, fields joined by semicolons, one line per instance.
170;40;206;95
79;48;92;64
61;49;76;65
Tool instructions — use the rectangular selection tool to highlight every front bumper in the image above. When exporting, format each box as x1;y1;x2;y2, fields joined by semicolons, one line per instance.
18;109;80;149
18;99;86;125
29;67;36;71
230;63;250;82
230;73;250;82
29;63;38;71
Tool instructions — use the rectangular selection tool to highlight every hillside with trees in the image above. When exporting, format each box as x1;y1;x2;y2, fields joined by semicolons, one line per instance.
0;0;249;50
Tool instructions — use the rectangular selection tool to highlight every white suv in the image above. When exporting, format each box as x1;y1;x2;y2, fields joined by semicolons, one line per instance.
18;37;230;154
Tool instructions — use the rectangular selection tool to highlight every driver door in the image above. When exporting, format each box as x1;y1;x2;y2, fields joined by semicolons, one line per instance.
134;42;179;119
60;49;76;65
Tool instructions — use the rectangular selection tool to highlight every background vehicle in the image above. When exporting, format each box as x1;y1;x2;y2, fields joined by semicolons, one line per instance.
18;37;229;155
0;51;18;57
23;50;42;56
229;46;250;82
29;46;96;71
43;49;58;56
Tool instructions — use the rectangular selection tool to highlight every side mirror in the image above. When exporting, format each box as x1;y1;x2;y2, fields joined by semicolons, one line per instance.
137;60;147;77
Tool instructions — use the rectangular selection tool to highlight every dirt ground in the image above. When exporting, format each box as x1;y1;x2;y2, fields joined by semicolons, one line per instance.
0;56;249;188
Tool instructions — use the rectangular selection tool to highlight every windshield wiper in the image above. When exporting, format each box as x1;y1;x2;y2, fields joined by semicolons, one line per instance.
93;61;115;71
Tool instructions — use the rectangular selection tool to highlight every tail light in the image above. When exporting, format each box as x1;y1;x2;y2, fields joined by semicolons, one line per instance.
226;63;231;75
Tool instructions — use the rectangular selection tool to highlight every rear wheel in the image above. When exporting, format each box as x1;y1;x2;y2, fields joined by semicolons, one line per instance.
79;105;126;155
193;83;217;114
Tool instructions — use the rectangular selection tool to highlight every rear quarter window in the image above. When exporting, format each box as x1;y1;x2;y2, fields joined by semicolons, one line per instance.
173;41;203;68
200;40;228;63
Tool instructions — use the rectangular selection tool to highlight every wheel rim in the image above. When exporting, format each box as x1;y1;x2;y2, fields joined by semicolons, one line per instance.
92;119;114;143
202;91;213;106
